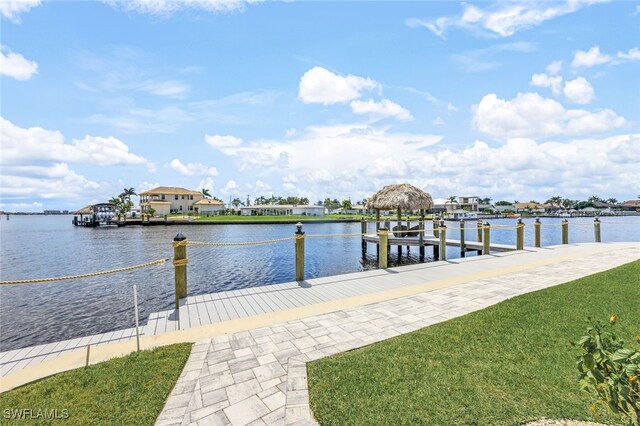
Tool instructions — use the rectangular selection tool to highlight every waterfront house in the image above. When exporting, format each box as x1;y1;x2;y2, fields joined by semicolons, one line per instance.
73;203;117;225
457;195;480;212
194;199;226;216
139;186;203;216
515;203;546;214
240;204;325;216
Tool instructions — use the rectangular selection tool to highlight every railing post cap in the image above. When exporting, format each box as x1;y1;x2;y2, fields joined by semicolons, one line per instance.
295;222;304;234
173;233;186;241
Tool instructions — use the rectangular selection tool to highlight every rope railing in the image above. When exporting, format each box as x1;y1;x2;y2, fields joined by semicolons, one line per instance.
0;258;169;285
185;236;296;247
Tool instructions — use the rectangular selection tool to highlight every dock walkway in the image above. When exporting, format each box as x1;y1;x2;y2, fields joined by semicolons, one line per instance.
1;243;638;395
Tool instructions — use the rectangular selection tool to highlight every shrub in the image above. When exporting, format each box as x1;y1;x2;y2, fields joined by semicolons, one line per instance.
575;316;640;425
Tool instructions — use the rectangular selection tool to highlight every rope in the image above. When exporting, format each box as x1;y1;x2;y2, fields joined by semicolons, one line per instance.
172;258;189;267
187;236;295;247
306;232;365;238
0;258;168;285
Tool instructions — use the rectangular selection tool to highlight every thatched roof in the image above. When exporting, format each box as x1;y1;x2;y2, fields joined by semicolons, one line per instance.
366;183;434;210
74;205;93;215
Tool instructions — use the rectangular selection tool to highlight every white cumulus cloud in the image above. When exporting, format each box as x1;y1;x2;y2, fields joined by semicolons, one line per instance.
472;92;626;139
169;158;218;176
350;99;413;122
531;73;563;95
0;0;41;23
205;134;243;154
104;0;262;16
298;66;379;105
563;77;595;104
0;45;38;80
571;46;611;67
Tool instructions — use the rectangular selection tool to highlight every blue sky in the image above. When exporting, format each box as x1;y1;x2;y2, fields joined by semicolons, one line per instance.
1;0;639;211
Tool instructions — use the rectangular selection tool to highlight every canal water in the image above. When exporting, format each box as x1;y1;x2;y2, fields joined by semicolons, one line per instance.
1;215;638;351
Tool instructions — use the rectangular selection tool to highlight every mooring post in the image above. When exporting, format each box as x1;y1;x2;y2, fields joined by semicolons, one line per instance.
516;218;524;250
376;210;381;232
418;215;425;260
433;216;440;238
85;344;91;367
361;217;367;256
534;218;541;248
295;222;305;281
477;219;483;243
594;217;601;243
459;220;466;257
378;227;388;269
562;219;569;244
173;233;188;309
482;222;491;255
439;220;447;261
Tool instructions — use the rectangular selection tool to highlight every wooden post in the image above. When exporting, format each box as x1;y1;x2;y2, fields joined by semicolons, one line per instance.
361;217;367;256
594;217;601;243
477;219;483;243
378;227;388;269
562;219;569;244
85;344;91;367
433;216;440;260
516;218;524;250
295;222;305;281
133;284;140;352
534;218;541;248
482;222;491;255
459;219;466;258
439;220;447;261
376;209;381;231
419;215;425;260
173;233;187;309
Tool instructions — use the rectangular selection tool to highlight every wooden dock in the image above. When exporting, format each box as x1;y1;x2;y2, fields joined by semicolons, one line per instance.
361;233;516;252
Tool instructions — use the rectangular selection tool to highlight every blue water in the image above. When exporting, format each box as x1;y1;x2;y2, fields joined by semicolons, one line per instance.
1;215;638;350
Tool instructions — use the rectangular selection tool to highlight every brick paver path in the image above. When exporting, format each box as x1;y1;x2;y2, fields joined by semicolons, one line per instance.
156;243;639;426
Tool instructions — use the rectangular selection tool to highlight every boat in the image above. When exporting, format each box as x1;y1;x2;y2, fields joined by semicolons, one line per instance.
446;209;478;220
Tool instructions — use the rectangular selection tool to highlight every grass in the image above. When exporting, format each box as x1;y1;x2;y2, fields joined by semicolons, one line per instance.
168;214;435;222
0;343;192;425
308;260;640;426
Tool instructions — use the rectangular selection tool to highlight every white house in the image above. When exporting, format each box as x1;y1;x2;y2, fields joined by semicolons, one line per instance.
194;199;226;216
240;204;325;216
139;186;204;216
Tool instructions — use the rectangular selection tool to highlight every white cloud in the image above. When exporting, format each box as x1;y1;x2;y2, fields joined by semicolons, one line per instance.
546;60;562;75
447;103;458;112
432;117;445;125
472;92;626;139
219;180;240;197
0;0;40;23
571;46;611;67
1;116;154;169
530;73;563;95
617;47;640;61
104;0;262;16
197;177;216;194
205;134;243;153
138;79;190;97
298;66;379;105
349;99;413;121
168;158;218;176
407;1;604;38
563;77;595;104
0;45;38;80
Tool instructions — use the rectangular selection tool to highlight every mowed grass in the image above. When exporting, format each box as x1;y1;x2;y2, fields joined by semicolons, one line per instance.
308;260;640;426
0;343;192;426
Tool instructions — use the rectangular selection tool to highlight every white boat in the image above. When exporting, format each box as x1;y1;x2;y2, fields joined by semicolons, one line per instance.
447;209;478;220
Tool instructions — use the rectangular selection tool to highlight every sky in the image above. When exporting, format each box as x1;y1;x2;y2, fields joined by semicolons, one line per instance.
1;0;639;212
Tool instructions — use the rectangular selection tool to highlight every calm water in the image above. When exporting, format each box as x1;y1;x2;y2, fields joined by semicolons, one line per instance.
1;215;638;351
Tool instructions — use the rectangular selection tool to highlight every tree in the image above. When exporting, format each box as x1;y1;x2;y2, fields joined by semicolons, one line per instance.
562;198;574;209
479;197;492;204
445;196;458;212
495;201;512;206
231;198;242;209
341;199;352;211
201;188;211;198
545;196;563;207
606;198;618;204
588;195;603;203
123;187;136;201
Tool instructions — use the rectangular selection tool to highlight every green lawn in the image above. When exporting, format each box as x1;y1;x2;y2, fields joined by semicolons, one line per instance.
0;343;192;426
308;260;640;426
167;214;434;222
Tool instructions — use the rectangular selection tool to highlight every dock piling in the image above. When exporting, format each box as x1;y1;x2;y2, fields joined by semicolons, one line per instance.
482;222;491;255
418;215;425;260
562;220;569;244
594;217;601;243
295;222;305;281
173;233;188;309
476;219;483;255
535;218;541;248
378;227;389;269
516;218;524;250
133;284;140;352
459;220;466;258
361;218;367;256
439;220;447;261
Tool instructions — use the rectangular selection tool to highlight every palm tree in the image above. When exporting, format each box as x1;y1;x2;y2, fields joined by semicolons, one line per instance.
201;188;211;198
231;198;242;209
606;198;618;204
123;187;136;202
341;199;352;211
445;196;458;212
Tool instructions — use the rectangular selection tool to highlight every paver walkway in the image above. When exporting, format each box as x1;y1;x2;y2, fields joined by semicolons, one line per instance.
154;243;639;426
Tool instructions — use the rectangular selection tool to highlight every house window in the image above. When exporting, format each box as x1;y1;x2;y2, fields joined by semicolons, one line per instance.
179;206;182;211
190;195;193;200
161;195;165;200
189;206;193;211
175;195;178;200
182;195;185;200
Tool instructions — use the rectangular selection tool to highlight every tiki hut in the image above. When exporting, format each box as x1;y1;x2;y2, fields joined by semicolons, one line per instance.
366;183;434;236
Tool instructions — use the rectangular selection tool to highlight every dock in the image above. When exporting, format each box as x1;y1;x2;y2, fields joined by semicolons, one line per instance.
2;242;638;387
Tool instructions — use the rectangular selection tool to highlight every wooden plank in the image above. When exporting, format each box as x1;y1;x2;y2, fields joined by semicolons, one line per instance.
251;290;285;313
187;301;200;328
226;296;249;319
212;299;231;322
195;300;212;326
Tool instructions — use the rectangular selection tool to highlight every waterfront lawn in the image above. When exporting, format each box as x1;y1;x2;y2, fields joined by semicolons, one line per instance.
191;214;367;222
0;343;192;426
308;260;640;426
